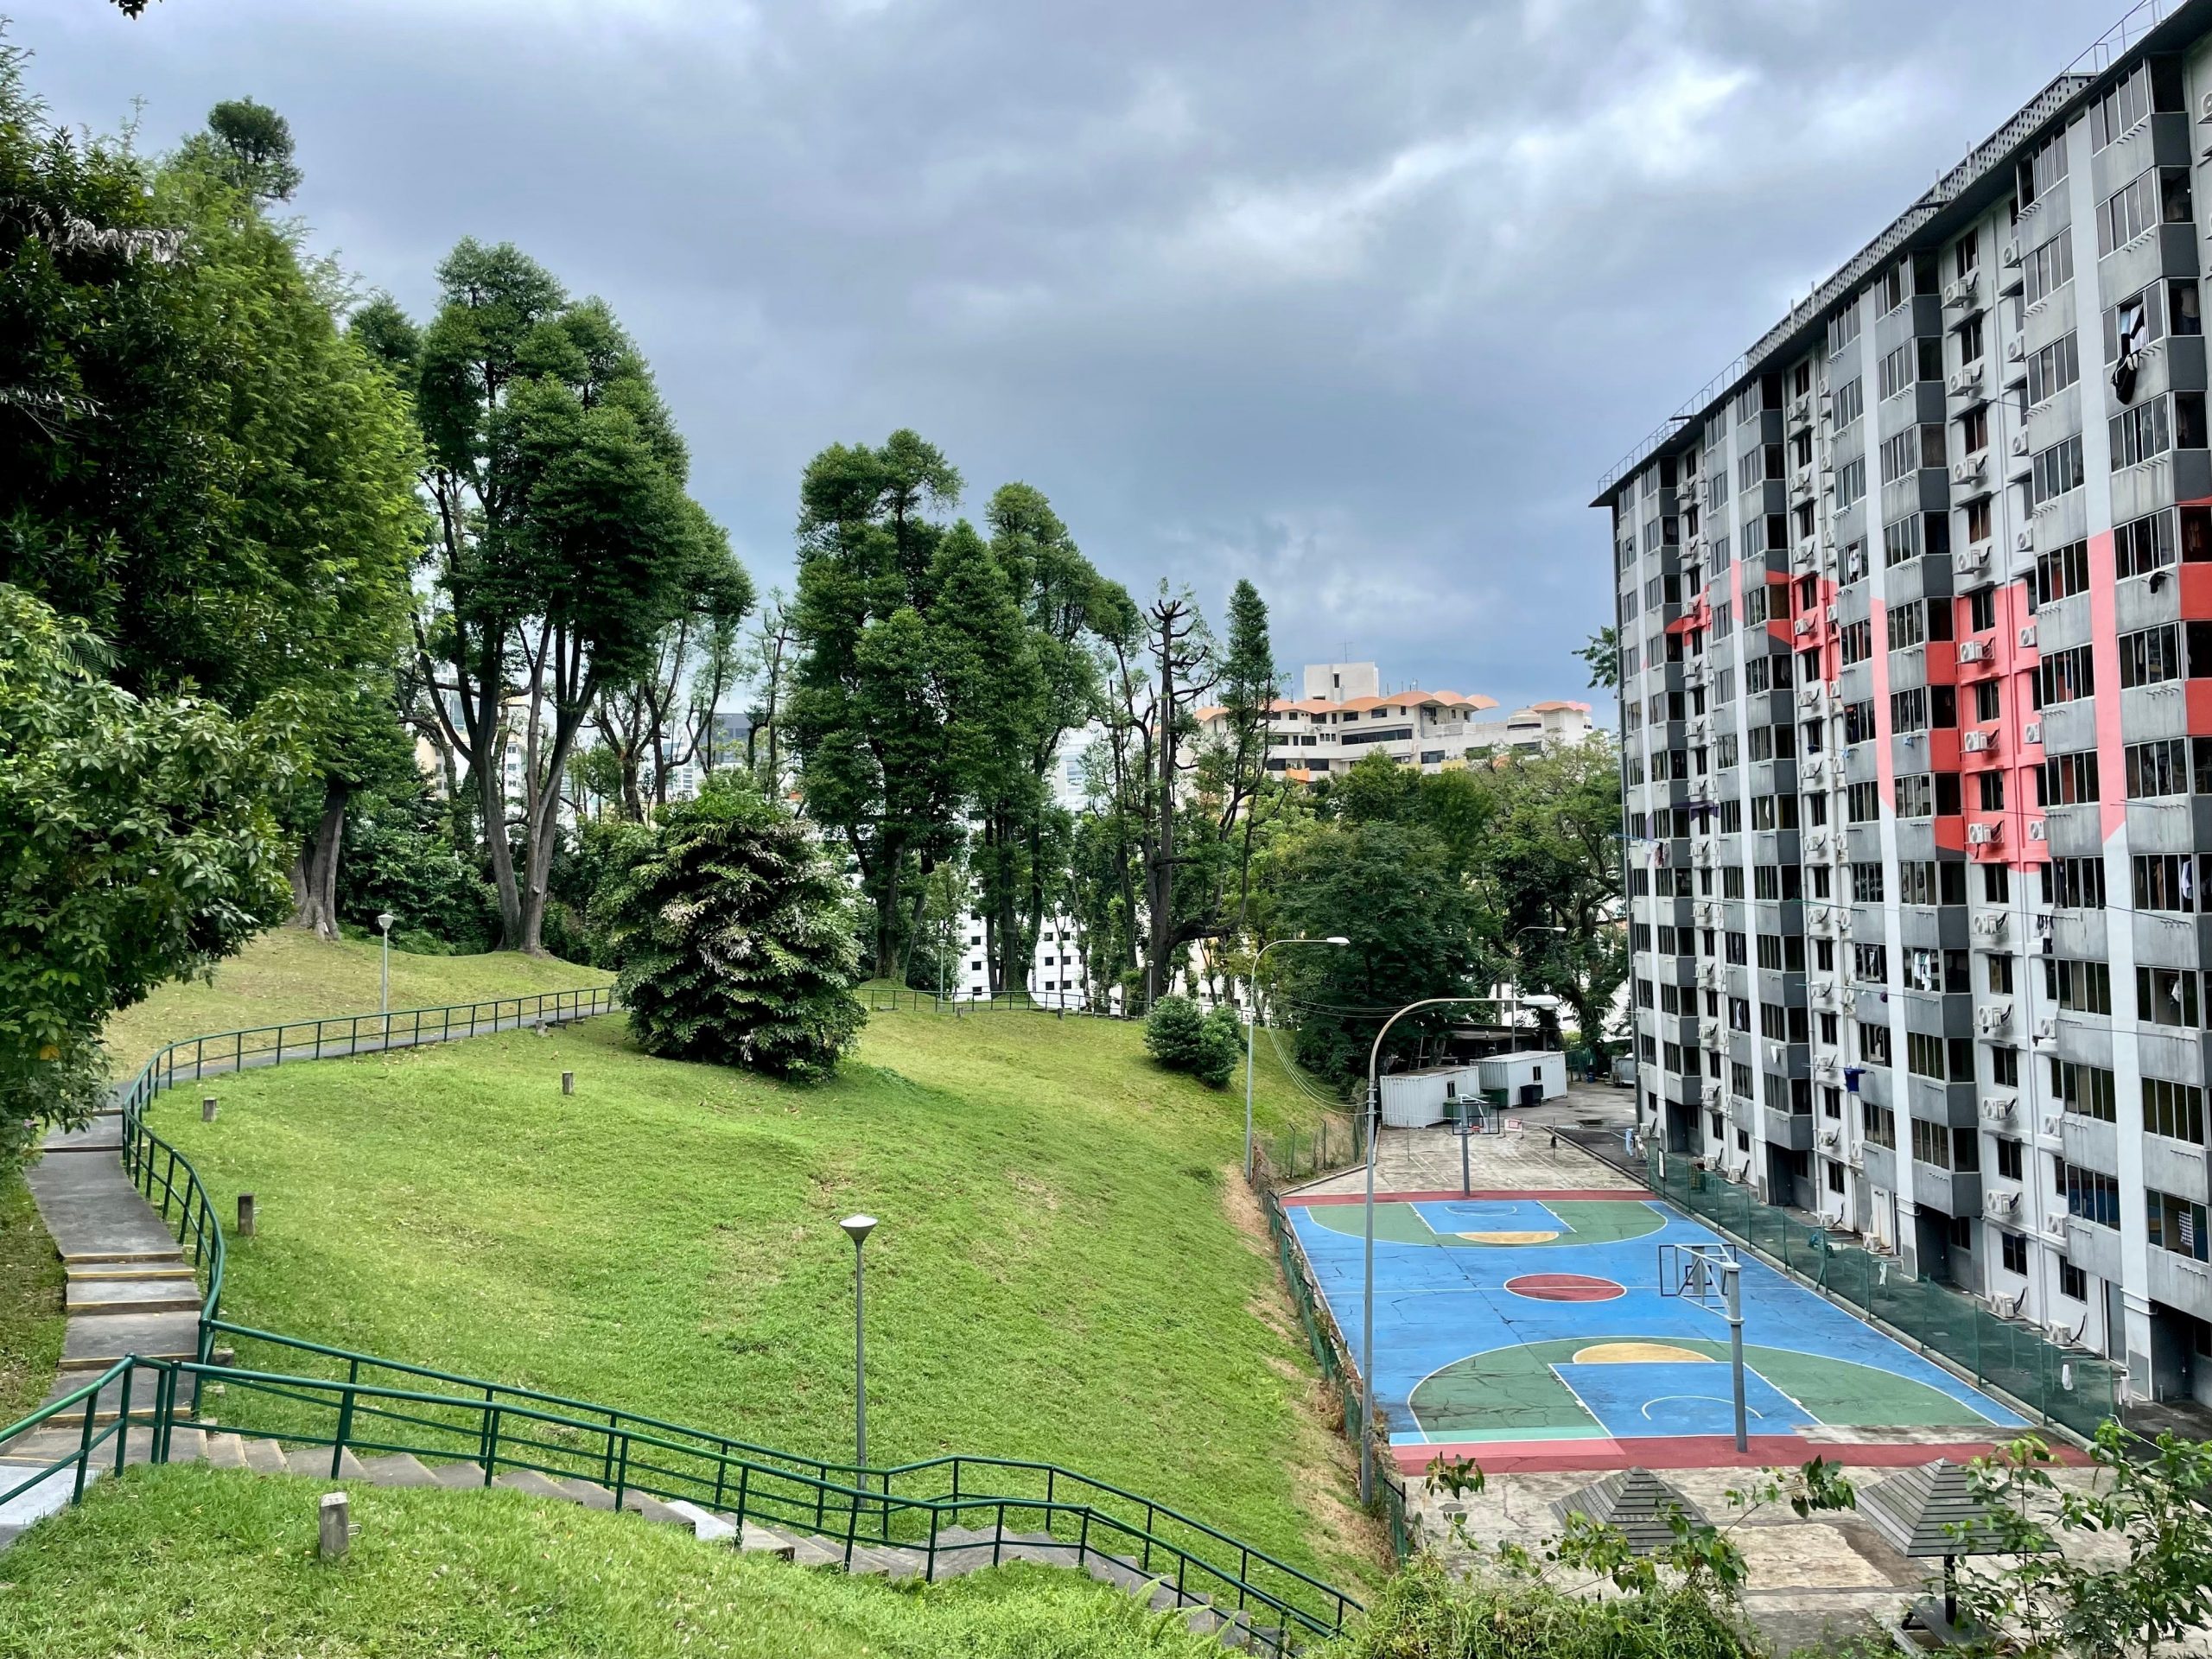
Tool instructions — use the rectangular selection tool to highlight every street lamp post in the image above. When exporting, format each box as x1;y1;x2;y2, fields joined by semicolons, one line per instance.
1360;994;1500;1504
1244;936;1351;1182
377;912;396;1015
841;1214;877;1475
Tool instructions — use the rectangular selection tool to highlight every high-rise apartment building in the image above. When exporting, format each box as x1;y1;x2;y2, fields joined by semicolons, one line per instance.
1598;1;2212;1407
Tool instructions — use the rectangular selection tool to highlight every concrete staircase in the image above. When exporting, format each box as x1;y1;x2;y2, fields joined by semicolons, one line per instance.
0;1427;1282;1649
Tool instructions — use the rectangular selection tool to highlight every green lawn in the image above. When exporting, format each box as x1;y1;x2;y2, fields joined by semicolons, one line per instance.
156;1004;1368;1584
101;929;606;1069
0;1464;1221;1658
0;1168;64;1423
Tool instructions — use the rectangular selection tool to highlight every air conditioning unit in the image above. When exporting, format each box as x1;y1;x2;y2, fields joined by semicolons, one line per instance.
1766;1042;1784;1065
1699;962;1723;988
1696;901;1717;925
1963;729;1992;752
1818;1127;1840;1149
1700;1019;1720;1046
1973;912;2007;939
1793;466;1813;493
2018;625;2037;649
2015;528;2035;553
1986;1190;2021;1219
1795;537;1819;568
1812;982;1837;1007
1685;660;1708;685
2041;1112;2062;1137
1947;364;1983;397
1805;829;1829;855
1701;1079;1723;1105
2027;818;2049;841
2005;337;2026;364
2011;429;2031;457
1958;639;1987;663
1967;822;1999;844
1790;397;1812;426
1794;616;1813;637
1975;1002;2012;1034
1688;716;1711;741
1847;1149;1865;1172
1956;543;1992;574
1804;759;1827;786
1694;843;1716;868
2200;87;2212;121
1951;455;1987;486
2022;721;2043;746
1979;1094;2017;1122
2034;1016;2056;1044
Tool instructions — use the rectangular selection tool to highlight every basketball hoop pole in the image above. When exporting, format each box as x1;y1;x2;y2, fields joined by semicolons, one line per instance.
1363;994;1497;1506
1725;1260;1747;1453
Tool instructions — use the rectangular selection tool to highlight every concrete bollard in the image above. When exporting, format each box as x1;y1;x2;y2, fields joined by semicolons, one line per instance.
561;1071;575;1096
319;1491;351;1560
237;1193;256;1238
201;1096;218;1122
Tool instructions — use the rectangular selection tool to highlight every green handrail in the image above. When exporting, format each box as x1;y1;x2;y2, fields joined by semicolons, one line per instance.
35;984;1359;1646
0;1356;1355;1647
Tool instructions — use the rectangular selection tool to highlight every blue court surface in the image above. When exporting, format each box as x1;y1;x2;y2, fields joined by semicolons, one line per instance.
1285;1192;2025;1466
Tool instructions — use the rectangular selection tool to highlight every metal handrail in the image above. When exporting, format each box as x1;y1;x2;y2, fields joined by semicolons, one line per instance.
0;1356;1356;1646
27;983;1359;1646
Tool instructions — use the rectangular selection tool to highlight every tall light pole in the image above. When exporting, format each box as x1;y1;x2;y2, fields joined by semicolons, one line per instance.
1360;995;1499;1503
1245;936;1350;1181
377;912;395;1014
840;1214;877;1474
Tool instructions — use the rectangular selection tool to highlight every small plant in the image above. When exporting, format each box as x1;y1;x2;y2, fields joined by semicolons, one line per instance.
1143;995;1241;1088
1951;1421;2212;1658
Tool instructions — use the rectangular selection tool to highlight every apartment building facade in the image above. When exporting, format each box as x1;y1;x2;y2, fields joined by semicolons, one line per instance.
1200;661;1595;781
1599;0;2212;1408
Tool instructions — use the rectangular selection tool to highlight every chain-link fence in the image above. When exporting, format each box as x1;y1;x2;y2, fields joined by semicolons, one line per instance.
1644;1148;2121;1441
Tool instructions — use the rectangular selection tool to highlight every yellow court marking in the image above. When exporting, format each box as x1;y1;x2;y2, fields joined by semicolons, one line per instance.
1456;1230;1561;1244
1572;1342;1711;1365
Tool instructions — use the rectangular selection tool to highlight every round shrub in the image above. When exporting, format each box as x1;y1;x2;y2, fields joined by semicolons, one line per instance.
1145;995;1242;1089
595;776;864;1081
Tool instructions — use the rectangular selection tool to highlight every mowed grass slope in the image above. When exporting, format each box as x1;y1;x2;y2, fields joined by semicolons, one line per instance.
158;1005;1363;1580
0;1170;65;1423
102;930;607;1069
0;1465;1223;1659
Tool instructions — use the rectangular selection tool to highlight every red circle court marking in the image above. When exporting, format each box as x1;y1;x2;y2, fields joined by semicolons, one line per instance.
1505;1273;1624;1302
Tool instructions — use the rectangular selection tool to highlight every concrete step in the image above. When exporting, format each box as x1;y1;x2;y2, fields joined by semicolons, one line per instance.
492;1469;582;1503
65;1278;203;1316
429;1461;486;1491
357;1452;440;1487
58;1310;199;1370
617;1489;696;1529
552;1476;618;1512
847;1542;925;1581
203;1433;249;1470
734;1520;795;1558
41;1123;123;1154
238;1438;289;1476
786;1533;849;1568
25;1155;181;1261
66;1263;194;1281
38;1372;163;1423
658;1498;734;1542
58;1249;184;1268
283;1446;370;1481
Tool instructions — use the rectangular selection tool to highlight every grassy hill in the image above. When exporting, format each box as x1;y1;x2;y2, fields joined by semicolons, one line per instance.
101;929;607;1069
0;1464;1226;1658
151;999;1367;1584
0;1172;64;1424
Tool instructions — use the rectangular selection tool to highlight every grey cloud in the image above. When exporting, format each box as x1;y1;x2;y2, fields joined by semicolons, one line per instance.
18;0;2106;712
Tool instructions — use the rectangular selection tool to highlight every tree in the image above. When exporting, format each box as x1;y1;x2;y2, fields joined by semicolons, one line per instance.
592;543;753;818
2;73;422;950
741;587;798;790
1092;580;1276;1004
404;240;741;952
0;588;293;1165
595;776;864;1081
785;431;974;979
1473;741;1628;1064
1257;818;1484;1084
1575;625;1619;690
193;99;302;202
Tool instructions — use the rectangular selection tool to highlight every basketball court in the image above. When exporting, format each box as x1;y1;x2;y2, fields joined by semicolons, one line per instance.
1284;1186;2028;1473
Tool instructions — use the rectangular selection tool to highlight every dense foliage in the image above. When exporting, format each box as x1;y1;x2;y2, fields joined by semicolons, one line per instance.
1324;1558;1751;1659
0;588;291;1161
1142;995;1240;1088
596;778;863;1080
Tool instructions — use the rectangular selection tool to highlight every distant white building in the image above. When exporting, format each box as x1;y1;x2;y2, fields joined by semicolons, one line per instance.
1195;661;1594;783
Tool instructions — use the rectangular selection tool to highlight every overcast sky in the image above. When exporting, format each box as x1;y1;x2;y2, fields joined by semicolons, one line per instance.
18;0;2119;714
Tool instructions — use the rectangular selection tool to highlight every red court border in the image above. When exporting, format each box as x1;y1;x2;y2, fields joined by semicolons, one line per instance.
1281;1188;1643;1206
1396;1436;2082;1475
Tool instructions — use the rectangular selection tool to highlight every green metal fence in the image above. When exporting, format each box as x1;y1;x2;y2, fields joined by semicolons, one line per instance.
0;1354;1357;1652
1255;1114;1359;1187
1257;1185;1411;1561
1643;1147;2121;1441
859;984;1149;1020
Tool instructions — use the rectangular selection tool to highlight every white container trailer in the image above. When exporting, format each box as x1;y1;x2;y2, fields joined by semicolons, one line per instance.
1475;1050;1567;1108
1377;1065;1481;1128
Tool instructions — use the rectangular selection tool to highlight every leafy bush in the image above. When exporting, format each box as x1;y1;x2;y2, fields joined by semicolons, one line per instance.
337;805;499;954
595;775;864;1080
1324;1557;1751;1659
1144;995;1241;1088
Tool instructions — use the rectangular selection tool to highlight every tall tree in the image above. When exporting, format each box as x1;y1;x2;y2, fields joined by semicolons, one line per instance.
403;241;739;951
1094;580;1277;1003
741;587;798;791
785;430;972;978
1;73;421;943
592;544;753;818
